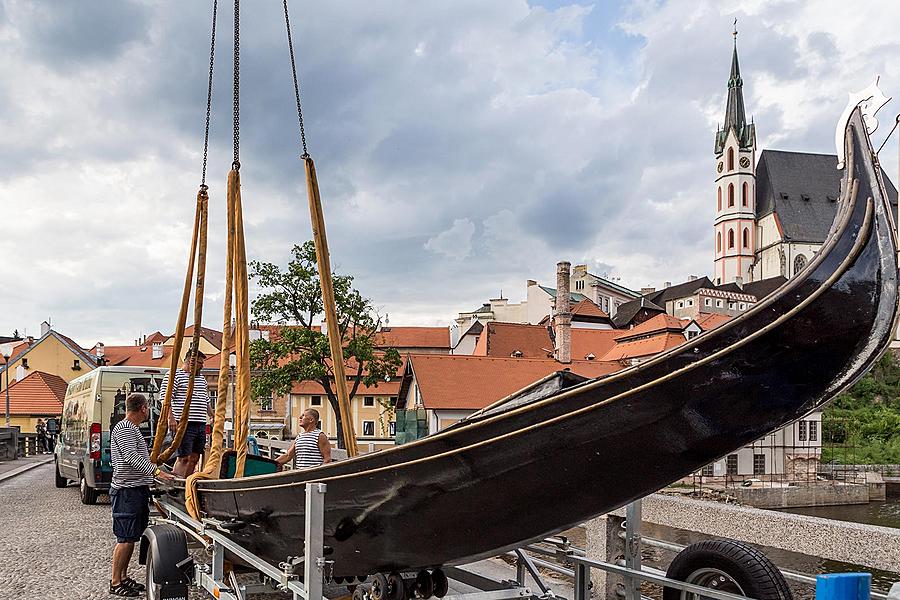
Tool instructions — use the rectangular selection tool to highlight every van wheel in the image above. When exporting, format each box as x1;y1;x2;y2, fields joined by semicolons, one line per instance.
663;539;792;600
54;461;67;488
79;469;98;505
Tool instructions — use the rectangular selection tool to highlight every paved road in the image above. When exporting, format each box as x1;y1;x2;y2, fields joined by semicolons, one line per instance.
0;464;574;599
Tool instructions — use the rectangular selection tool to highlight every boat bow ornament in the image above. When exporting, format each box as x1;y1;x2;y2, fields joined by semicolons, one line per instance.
836;75;891;169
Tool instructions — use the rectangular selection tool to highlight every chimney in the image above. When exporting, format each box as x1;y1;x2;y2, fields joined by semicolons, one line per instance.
640;287;656;295
554;261;572;364
95;343;105;358
734;276;743;289
664;281;672;288
688;275;698;281
527;279;538;287
152;343;163;359
40;320;51;336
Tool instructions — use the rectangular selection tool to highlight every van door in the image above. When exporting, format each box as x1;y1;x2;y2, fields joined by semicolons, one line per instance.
59;373;96;479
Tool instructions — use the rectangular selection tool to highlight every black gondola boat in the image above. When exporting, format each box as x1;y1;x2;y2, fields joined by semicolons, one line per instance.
164;108;899;578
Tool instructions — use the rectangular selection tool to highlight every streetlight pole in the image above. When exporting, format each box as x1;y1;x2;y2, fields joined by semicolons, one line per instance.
2;354;10;428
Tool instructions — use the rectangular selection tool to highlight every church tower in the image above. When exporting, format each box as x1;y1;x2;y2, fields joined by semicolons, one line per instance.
713;29;756;285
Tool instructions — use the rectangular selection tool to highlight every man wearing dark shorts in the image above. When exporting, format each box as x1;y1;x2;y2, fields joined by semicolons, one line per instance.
109;393;174;597
159;350;213;477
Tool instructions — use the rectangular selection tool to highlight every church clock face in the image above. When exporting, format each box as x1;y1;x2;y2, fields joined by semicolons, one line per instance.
739;156;750;168
717;161;723;173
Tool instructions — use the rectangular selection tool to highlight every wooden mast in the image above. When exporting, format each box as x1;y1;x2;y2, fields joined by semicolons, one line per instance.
304;156;358;457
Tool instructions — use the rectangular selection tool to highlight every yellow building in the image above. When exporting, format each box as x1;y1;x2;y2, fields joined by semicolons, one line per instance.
0;323;97;394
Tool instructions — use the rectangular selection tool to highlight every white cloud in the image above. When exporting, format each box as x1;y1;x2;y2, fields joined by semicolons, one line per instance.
424;218;476;259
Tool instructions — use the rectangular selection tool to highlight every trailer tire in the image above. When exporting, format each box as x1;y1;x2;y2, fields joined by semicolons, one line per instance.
140;524;190;600
663;539;793;600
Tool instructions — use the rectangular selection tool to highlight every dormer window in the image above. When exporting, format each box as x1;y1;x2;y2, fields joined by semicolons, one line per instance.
21;358;28;369
72;359;81;371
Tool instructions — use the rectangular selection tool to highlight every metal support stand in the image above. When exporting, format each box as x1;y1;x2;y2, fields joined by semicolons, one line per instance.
624;501;642;600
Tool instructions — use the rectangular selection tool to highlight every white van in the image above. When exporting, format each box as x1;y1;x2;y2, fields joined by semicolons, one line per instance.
54;367;167;504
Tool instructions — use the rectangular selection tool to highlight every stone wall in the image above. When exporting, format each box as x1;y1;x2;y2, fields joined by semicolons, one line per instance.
734;483;869;508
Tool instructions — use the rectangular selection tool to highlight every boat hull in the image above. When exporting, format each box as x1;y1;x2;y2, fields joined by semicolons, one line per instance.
165;110;898;577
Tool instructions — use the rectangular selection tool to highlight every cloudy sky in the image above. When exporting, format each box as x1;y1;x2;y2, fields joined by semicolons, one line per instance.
1;0;899;346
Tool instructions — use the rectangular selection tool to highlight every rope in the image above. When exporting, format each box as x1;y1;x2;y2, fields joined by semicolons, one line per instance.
232;0;240;169
200;0;219;188
282;0;309;157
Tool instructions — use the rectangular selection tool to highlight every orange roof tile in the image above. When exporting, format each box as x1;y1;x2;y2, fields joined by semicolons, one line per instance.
601;332;686;361
98;344;175;367
145;331;167;344
290;380;402;396
408;354;623;410
571;298;610;320
571;329;620;360
476;322;554;358
695;313;732;331
5;371;66;415
375;327;450;350
614;313;685;341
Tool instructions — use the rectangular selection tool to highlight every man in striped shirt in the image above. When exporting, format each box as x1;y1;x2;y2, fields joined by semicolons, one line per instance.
109;393;174;597
159;351;213;477
276;408;332;469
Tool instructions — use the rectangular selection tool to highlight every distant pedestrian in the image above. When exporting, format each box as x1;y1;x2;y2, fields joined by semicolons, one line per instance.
109;393;174;597
158;351;213;477
46;417;58;452
35;419;48;454
276;408;332;470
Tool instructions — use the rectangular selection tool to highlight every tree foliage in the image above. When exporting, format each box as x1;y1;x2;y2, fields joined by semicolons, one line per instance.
248;241;402;444
822;352;900;463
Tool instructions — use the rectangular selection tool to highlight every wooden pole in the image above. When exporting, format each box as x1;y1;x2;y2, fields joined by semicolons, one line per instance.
304;156;358;457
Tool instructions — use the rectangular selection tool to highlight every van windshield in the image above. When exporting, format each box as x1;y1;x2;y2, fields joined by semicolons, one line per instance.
102;372;166;437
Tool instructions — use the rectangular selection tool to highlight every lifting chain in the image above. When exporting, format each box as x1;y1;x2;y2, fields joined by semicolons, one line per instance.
232;0;241;170
200;0;219;189
282;0;309;158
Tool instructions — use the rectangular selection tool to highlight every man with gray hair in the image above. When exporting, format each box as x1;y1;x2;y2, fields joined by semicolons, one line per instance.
276;408;332;469
108;393;174;597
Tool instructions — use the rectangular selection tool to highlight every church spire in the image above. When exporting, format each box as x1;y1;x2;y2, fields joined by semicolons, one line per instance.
715;22;754;153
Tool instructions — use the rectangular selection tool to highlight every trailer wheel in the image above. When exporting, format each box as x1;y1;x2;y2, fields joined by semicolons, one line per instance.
413;570;434;599
663;539;793;600
371;574;391;600
79;468;98;505
145;546;163;600
431;569;449;599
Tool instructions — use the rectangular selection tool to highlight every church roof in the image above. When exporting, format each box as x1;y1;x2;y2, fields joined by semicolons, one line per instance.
755;150;898;243
715;38;755;153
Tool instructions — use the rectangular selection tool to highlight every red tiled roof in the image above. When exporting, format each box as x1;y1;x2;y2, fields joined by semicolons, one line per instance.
375;327;450;350
5;371;66;415
695;313;732;331
614;313;685;341
476;322;553;358
571;329;620;360
1;341;30;365
571;298;610;320
290;380;402;397
182;325;224;350
601;332;686;361
145;331;167;344
409;354;623;410
98;345;175;367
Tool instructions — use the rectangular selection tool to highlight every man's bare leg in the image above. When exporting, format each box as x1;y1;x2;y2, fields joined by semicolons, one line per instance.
111;542;135;586
173;457;190;478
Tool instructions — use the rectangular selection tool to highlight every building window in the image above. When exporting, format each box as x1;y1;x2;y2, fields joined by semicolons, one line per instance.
728;183;735;207
726;454;738;475
739;303;745;310
753;454;766;475
742;182;749;206
716;232;722;252
728;229;735;249
364;396;375;407
389;421;396;436
260;396;273;411
705;298;711;307
798;420;807;441
794;254;808;275
716;299;723;308
701;464;714;476
809;420;818;442
780;252;787;277
311;395;321;406
362;420;375;436
575;280;584;290
209;388;218;403
727;147;735;171
742;227;749;248
717;187;722;211
677;301;683;308
688;330;699;340
687;299;693;306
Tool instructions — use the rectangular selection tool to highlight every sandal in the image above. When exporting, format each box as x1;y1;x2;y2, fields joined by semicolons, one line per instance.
123;577;146;592
109;581;140;597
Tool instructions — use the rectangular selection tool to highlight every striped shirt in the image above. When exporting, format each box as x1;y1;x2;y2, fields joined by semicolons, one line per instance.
111;420;155;488
293;429;325;469
159;368;210;423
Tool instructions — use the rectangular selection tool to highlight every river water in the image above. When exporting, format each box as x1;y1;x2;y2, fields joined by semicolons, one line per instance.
637;498;900;599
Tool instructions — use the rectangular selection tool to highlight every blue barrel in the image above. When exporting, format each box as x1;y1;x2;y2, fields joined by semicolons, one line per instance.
816;573;871;600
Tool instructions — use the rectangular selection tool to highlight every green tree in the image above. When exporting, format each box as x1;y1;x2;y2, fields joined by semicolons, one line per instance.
248;241;402;447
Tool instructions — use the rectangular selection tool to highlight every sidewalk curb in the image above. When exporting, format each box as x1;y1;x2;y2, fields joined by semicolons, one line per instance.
0;456;54;484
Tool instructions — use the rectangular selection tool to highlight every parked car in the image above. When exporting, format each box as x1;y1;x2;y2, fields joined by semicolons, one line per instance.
54;366;166;504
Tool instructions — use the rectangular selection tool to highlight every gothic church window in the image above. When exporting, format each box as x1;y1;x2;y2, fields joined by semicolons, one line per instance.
728;229;734;249
716;232;721;252
794;254;808;275
717;187;722;211
727;147;734;171
728;184;734;207
742;182;749;206
742;227;749;248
